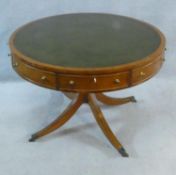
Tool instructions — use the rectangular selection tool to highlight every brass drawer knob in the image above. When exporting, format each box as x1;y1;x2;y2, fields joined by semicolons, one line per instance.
140;72;146;76
69;80;75;85
13;62;18;67
41;76;47;81
114;79;120;84
93;77;97;83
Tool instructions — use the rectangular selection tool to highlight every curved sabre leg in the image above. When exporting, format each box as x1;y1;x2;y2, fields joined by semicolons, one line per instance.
29;93;85;142
88;94;129;157
96;93;137;106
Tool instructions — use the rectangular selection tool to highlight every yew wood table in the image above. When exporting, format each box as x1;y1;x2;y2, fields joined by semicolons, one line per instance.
9;13;166;157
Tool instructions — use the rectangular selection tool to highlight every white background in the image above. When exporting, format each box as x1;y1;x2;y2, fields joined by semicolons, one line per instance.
0;0;176;175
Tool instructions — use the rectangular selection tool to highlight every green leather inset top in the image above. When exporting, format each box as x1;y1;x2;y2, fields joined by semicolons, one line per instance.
14;13;161;68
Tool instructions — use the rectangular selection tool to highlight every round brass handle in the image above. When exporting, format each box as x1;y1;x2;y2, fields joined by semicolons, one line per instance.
93;77;97;83
114;79;120;84
140;72;146;76
13;62;18;67
41;76;47;81
69;80;75;85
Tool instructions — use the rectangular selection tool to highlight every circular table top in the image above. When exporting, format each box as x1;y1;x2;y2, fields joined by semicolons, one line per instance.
11;13;163;70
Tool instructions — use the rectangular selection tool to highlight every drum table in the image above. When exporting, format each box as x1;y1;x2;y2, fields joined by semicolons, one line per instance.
9;13;166;157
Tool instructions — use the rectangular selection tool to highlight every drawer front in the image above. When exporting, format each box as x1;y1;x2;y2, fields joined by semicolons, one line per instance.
12;56;57;89
131;59;163;85
56;72;129;92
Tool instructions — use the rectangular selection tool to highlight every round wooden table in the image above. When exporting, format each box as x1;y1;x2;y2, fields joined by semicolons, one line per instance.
9;13;166;157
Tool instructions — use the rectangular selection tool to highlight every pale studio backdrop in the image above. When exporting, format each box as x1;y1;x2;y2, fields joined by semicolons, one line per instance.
0;1;176;175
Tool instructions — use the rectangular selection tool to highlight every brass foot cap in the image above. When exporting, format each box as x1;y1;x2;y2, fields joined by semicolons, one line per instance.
29;135;37;142
130;96;137;103
119;147;129;157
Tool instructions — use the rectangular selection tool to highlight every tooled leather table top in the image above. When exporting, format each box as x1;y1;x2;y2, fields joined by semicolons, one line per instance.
12;13;161;69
